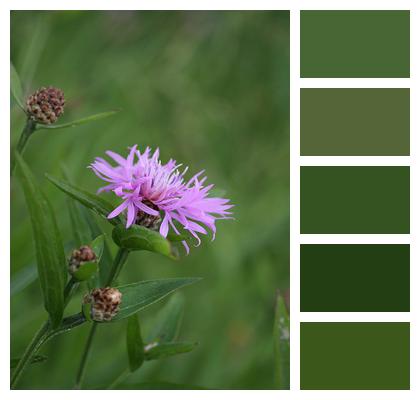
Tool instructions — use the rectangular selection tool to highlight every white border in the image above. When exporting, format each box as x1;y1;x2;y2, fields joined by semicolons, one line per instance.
2;1;419;399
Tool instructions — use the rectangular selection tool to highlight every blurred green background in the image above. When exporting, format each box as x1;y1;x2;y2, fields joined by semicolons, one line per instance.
10;11;289;389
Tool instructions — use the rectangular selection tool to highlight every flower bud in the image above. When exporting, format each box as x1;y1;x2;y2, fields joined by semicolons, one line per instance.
83;287;122;322
68;245;97;274
26;86;65;124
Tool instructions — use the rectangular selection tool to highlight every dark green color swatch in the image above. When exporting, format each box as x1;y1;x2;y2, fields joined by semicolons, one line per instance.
300;322;410;389
300;166;410;234
300;89;410;156
300;11;410;78
300;244;410;312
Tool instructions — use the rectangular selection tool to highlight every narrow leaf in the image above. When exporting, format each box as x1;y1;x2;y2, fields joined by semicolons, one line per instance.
273;291;290;389
35;110;120;130
112;278;201;321
126;314;145;372
44;313;87;343
17;155;66;328
46;174;122;225
112;224;176;259
67;199;92;247
82;209;114;286
10;355;47;369
147;293;185;343
144;342;198;360
90;234;105;261
10;263;37;296
10;62;24;109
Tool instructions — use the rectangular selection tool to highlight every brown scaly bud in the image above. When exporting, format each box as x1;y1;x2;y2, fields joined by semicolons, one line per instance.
68;245;97;274
135;200;162;230
83;287;122;322
26;86;65;124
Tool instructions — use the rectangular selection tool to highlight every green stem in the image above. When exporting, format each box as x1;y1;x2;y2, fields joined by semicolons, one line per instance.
74;248;130;389
74;323;98;389
64;277;78;307
10;322;49;389
10;278;79;389
11;118;36;175
107;368;130;389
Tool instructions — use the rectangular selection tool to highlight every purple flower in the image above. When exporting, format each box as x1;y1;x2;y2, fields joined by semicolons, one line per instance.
90;145;233;253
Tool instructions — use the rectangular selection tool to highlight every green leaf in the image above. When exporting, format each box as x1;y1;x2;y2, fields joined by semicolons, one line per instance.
112;278;201;321
67;198;92;247
72;261;98;282
273;291;290;389
35;110;120;130
112;224;176;259
10;263;38;296
90;234;105;261
17;155;67;328
82;209;114;286
10;355;47;369
147;293;185;343
144;342;198;360
126;314;145;372
44;313;87;343
10;62;24;109
46;174;121;225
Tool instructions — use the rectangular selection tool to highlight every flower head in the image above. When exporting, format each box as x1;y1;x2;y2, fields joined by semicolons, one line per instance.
26;86;65;124
83;287;122;322
90;145;233;253
68;245;97;274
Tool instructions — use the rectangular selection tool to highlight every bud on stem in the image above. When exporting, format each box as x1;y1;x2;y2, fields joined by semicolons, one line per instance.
83;287;122;322
26;86;65;124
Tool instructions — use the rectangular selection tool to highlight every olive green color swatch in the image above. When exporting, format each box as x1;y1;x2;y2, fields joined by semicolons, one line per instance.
300;10;410;78
300;166;410;234
300;244;410;312
300;89;410;156
300;322;410;389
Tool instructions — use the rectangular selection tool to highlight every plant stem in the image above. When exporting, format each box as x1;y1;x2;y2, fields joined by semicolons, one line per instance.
11;118;36;175
74;323;98;389
74;248;130;389
10;278;79;389
107;368;130;389
10;322;49;389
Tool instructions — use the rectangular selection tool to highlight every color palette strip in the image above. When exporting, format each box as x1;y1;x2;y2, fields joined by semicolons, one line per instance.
300;322;410;389
298;9;411;392
300;166;410;234
300;244;410;312
300;10;410;78
300;88;410;156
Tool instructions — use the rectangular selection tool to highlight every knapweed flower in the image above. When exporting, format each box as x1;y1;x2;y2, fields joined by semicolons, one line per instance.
90;145;233;253
68;245;97;274
83;287;122;322
26;86;65;124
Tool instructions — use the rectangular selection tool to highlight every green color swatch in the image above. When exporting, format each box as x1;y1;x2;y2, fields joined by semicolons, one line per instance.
300;244;410;312
300;11;410;78
300;322;410;389
300;88;410;156
300;166;410;234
